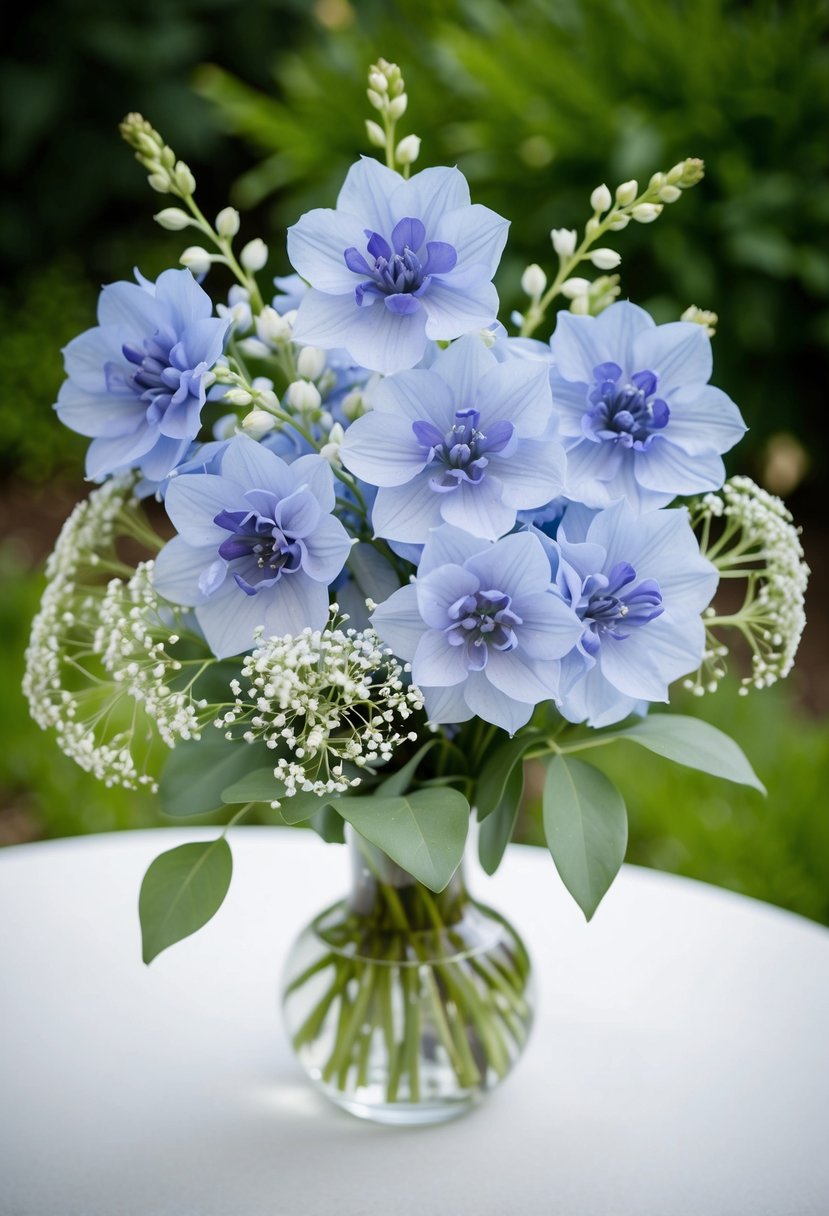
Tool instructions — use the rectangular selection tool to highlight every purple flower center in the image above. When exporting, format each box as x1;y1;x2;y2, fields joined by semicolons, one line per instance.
212;487;319;597
108;328;204;423
577;561;663;656
583;362;670;450
445;588;523;671
343;217;457;316
412;408;517;493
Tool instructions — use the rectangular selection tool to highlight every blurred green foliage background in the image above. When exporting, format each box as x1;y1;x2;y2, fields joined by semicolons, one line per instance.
2;0;826;922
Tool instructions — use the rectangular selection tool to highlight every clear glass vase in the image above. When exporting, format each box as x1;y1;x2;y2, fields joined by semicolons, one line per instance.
281;826;534;1125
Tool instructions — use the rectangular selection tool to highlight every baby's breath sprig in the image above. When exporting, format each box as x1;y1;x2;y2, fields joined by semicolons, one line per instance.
519;158;705;336
218;607;425;805
119;112;265;312
686;476;809;697
23;481;222;790
681;305;718;337
364;59;421;177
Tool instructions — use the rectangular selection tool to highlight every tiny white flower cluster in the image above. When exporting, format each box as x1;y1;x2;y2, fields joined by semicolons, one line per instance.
219;611;424;803
96;561;213;748
24;481;216;790
688;476;809;696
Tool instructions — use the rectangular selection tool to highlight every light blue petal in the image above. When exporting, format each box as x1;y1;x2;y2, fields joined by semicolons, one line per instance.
371;584;425;661
292;290;361;352
138;435;191;482
551;302;654;384
154;268;213;332
157;393;202;442
635;442;726;496
464;530;552;598
287;207;368;294
97;279;164;342
340;412;430;487
371;368;456;429
494;439;566;509
475;359;552;439
558;663;641;728
485;646;561;703
562;439;625;508
430;333;495;404
345;298;428;374
415;565;480;629
632;321;712;394
179;316;229;370
153;536;216;607
289;454;337;512
432;203;509;278
56;382;146;439
220;434;294;498
511;591;583;659
657;384;746;456
421;279;499;342
418;524;490;576
438;476;515;541
463;669;534;734
592;301;655;372
85;430;156;480
549;372;591;437
261;573;330;635
412;630;470;687
398;166;471;234
598;611;704;700
62;326;125;392
164;471;240;545
421;682;474;726
300;514;352;582
336;157;401;234
372;472;441;542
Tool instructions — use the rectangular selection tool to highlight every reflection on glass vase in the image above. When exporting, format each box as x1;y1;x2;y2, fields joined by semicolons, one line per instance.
281;826;534;1125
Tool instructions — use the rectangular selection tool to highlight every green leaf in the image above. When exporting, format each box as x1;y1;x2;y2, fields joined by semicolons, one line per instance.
159;727;273;817
475;732;538;820
336;788;470;891
139;838;233;964
279;791;336;824
221;767;282;804
615;714;766;794
376;739;438;797
543;756;627;921
478;760;523;875
308;803;346;844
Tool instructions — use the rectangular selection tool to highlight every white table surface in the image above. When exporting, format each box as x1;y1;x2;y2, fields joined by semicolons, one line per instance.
1;827;828;1216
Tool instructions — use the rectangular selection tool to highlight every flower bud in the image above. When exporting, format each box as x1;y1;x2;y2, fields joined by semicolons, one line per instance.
180;246;213;275
551;228;577;258
154;207;193;231
521;263;547;298
341;389;369;421
296;346;327;381
148;172;171;194
585;216;601;237
365;119;386;148
240;238;268;272
570;294;590;315
256;389;280;411
256;306;292;345
631;203;663;223
648;171;666;192
286;379;322;414
368;71;388;93
237;337;272;360
680;305;718;337
224;388;253;407
590;183;612;213
367;89;385;110
215;207;240;237
395;134;421;166
667;157;704;187
320;422;346;465
615;180;638;206
173;161;196;196
589;248;621;270
388;94;408;120
659;184;682;204
241;409;277;439
606;213;630;231
560;277;591;300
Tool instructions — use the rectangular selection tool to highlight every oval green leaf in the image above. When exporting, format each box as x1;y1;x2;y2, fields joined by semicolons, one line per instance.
617;714;766;793
478;760;523;875
160;727;274;817
139;838;233;964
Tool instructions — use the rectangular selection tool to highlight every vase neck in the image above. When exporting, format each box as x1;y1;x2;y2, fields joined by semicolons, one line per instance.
345;826;469;931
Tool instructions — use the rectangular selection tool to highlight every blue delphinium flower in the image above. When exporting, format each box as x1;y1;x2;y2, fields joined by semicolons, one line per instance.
153;434;351;658
287;158;509;374
56;269;229;483
537;499;718;727
339;335;566;543
371;525;583;733
549;301;746;511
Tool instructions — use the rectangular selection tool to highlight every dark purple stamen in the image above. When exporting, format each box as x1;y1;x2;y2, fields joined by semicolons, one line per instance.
213;491;308;596
105;326;199;423
582;362;670;451
445;589;523;671
578;561;663;654
412;408;516;493
343;216;457;315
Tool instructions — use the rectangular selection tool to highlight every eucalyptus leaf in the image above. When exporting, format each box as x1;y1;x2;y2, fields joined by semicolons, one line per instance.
543;756;627;921
478;760;523;875
279;791;337;825
221;767;282;805
308;803;346;844
159;727;273;817
336;788;469;891
376;739;438;797
476;733;538;820
139;838;232;964
615;714;766;793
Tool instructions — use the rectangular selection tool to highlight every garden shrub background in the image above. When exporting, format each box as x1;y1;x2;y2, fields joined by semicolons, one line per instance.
2;0;827;923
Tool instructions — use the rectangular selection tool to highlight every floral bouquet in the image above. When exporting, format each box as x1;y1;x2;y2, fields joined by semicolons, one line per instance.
25;60;808;1123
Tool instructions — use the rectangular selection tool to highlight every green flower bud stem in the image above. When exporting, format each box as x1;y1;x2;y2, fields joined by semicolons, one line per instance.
520;162;704;339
